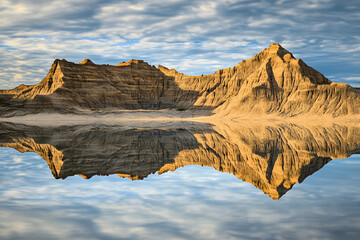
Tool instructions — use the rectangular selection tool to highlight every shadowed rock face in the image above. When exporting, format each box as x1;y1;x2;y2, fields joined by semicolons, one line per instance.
1;121;359;199
1;43;360;117
0;60;204;116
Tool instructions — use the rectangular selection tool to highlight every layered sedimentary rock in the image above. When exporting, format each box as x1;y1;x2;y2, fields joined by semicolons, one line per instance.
1;121;359;199
0;59;201;116
1;43;359;117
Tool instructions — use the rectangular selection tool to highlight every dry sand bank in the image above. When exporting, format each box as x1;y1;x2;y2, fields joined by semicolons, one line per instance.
1;111;359;127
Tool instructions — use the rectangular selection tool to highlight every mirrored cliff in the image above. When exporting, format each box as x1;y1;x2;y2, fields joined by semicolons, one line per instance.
0;121;359;200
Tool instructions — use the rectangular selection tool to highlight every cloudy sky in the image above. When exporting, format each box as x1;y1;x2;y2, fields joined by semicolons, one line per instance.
0;0;359;89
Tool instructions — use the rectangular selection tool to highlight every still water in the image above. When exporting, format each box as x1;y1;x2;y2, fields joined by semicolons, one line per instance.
0;121;359;240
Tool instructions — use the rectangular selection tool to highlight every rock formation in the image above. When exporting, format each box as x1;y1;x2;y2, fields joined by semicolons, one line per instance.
2;44;359;200
1;43;359;118
1;121;359;199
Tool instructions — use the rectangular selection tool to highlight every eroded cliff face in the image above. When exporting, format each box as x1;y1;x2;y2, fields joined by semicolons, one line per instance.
1;43;359;117
0;59;201;116
1;121;359;199
160;43;360;117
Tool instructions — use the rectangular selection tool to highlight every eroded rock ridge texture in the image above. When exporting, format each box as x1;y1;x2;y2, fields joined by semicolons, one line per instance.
1;43;359;117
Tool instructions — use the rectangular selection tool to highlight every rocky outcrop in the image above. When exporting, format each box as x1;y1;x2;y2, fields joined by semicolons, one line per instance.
1;43;359;117
0;59;201;116
1;121;359;199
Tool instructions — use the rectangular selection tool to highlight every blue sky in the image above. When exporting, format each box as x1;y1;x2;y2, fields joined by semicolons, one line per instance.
0;0;359;89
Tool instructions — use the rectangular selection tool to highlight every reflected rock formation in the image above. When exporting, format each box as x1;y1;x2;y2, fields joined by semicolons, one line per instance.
0;121;359;199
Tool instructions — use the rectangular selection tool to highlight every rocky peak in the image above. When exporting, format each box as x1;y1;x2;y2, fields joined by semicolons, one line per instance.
266;43;294;59
246;43;296;65
78;59;95;65
157;65;179;75
117;59;151;67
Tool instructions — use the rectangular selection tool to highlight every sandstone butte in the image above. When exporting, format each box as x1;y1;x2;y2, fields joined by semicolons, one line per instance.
0;43;359;119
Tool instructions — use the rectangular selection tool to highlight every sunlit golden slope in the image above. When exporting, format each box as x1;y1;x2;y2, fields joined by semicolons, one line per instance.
160;43;360;117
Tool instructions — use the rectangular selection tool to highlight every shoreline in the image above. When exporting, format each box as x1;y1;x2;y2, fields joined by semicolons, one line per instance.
1;111;359;127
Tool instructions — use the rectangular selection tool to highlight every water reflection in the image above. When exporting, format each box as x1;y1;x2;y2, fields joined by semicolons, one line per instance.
1;121;359;199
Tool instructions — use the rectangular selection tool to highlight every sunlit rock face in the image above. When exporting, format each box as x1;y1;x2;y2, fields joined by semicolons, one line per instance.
1;121;359;199
1;43;360;117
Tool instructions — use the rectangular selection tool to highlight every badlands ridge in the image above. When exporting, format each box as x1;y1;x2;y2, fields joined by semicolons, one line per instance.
0;43;359;119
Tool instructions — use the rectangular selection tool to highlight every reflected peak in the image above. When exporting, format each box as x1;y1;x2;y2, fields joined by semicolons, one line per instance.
0;121;359;199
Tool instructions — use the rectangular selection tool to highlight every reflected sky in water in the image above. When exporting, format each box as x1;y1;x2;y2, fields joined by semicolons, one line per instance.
0;147;359;240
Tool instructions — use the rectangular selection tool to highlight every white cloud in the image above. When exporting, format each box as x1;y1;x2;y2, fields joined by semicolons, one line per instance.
344;77;360;81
